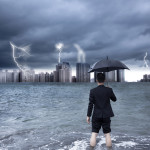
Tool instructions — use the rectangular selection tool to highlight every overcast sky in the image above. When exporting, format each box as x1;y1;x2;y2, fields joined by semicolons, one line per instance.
0;0;150;81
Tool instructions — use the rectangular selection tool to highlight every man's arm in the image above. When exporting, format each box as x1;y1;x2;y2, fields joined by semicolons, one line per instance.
110;88;117;102
87;89;95;117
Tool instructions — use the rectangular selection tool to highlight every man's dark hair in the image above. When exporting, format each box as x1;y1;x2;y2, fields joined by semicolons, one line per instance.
96;73;105;83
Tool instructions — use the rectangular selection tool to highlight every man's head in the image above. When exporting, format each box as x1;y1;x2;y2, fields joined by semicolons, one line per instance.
96;73;105;83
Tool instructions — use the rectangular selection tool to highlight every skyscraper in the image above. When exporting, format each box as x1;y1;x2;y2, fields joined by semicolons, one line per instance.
53;71;58;82
19;71;25;82
34;74;39;82
105;71;116;82
59;62;72;82
45;72;50;82
0;69;6;83
54;63;62;82
117;69;125;82
76;63;90;82
39;72;45;82
12;70;19;82
6;70;13;82
27;70;35;82
50;72;54;82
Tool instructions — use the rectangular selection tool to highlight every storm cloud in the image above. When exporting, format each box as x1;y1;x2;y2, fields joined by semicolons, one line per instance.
0;0;150;70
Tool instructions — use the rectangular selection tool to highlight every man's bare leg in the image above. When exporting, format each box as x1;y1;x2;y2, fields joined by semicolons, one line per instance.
104;133;112;147
90;132;98;147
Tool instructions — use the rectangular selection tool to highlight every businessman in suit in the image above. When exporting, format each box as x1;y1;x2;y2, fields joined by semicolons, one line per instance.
87;72;117;148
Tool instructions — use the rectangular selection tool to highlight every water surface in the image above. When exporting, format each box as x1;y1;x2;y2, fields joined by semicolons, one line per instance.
0;82;150;150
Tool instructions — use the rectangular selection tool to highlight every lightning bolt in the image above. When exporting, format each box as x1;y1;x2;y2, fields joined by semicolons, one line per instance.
144;52;149;68
55;42;64;63
10;42;31;71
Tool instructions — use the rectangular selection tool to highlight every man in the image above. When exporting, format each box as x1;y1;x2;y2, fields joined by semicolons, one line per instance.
87;73;117;147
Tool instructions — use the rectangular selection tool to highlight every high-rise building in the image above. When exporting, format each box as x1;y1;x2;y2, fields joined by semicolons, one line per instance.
59;62;72;82
34;74;39;82
0;69;6;83
55;63;62;82
6;70;13;82
54;62;72;82
117;70;125;82
105;71;116;82
76;63;90;82
45;72;50;82
50;72;54;82
31;70;35;82
19;71;25;82
12;70;19;82
39;72;45;82
27;70;35;82
53;71;58;82
59;69;64;82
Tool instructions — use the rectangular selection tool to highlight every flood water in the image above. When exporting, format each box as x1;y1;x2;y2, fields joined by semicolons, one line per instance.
0;82;150;150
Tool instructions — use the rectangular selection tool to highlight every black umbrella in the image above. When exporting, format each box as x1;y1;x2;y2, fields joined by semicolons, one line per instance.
88;57;130;85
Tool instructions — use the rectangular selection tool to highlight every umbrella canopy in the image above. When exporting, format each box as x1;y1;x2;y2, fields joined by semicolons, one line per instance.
88;57;129;73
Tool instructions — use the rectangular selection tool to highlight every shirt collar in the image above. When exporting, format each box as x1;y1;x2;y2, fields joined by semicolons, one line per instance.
98;84;104;87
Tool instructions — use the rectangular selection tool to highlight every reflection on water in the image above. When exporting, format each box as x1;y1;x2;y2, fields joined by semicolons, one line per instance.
0;82;150;149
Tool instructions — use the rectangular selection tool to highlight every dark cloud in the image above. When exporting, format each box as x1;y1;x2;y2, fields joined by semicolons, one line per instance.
141;28;150;35
0;0;150;70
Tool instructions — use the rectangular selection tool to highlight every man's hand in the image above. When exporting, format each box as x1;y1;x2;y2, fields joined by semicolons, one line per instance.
87;116;90;124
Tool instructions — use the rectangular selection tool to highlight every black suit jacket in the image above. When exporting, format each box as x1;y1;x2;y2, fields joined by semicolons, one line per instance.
87;85;117;118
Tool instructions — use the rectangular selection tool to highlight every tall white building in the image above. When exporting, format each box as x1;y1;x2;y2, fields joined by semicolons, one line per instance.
6;70;13;82
39;72;45;82
34;74;39;82
0;70;6;83
27;70;35;82
54;62;72;82
105;71;116;82
59;62;72;82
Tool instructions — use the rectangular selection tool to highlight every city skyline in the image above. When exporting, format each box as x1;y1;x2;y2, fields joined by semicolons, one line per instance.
2;41;150;82
0;61;91;83
0;61;126;83
0;1;150;82
0;62;149;82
